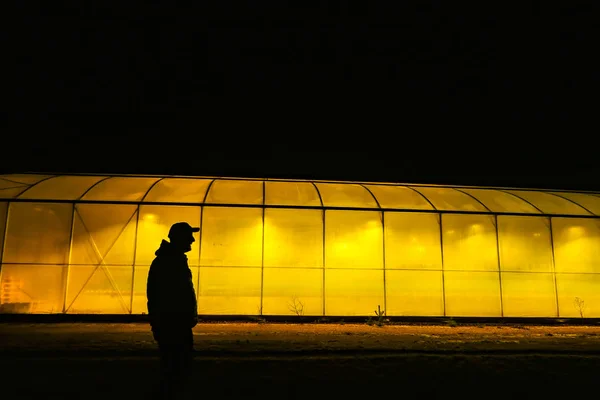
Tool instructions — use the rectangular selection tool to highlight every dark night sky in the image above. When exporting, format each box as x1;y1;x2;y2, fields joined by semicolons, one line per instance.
4;2;599;191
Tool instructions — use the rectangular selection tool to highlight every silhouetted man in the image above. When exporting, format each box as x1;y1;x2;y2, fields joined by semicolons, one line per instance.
147;222;199;399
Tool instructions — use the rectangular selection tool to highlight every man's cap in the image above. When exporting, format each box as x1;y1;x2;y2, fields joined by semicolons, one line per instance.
168;222;200;239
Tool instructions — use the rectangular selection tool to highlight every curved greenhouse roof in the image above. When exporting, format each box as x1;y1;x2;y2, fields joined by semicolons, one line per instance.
2;173;600;217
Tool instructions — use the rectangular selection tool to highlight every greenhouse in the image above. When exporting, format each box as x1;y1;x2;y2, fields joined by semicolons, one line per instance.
1;173;600;318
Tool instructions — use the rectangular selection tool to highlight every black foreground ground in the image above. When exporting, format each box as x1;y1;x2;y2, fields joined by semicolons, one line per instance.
2;322;600;399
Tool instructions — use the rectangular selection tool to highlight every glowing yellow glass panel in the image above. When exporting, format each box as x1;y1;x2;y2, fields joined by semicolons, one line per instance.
553;218;600;273
19;175;107;200
0;187;28;198
131;265;149;314
497;216;553;272
556;273;600;318
411;187;487;212
444;271;502;317
0;264;64;313
65;265;132;314
264;209;322;268
0;202;7;263
265;181;321;206
200;207;263;267
385;212;441;270
0;174;52;187
143;178;212;203
364;185;433;210
3;203;72;264
262;268;323;315
501;272;557;317
131;265;199;314
198;267;261;315
0;179;24;190
505;190;590;215
442;214;498;272
0;175;45;198
316;183;378;208
460;188;540;214
136;206;201;266
385;270;444;316
325;210;383;269
551;192;600;216
324;269;384;316
81;177;160;201
204;180;263;205
70;205;137;266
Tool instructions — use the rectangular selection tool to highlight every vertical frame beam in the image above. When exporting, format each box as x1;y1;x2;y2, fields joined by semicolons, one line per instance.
0;202;11;307
128;205;141;314
494;215;504;317
310;182;325;317
438;213;446;317
131;177;164;314
322;208;326;316
62;203;76;313
260;180;266;315
359;184;385;315
197;179;216;315
195;205;204;311
381;211;387;314
549;217;560;317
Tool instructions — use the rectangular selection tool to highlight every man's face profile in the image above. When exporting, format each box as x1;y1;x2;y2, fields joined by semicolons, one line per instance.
171;232;196;253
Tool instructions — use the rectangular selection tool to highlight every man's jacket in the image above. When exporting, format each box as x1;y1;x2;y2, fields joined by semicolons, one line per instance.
147;240;198;328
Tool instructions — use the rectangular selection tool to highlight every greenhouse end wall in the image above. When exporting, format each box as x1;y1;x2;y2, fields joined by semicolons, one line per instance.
2;200;600;318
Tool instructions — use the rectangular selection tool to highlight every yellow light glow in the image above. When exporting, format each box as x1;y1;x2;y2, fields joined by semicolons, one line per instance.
324;269;384;316
200;207;262;267
142;213;156;222
263;209;322;268
556;273;600;317
567;226;584;235
2;203;72;265
5;181;600;319
444;271;502;317
497;216;553;272
501;272;557;317
366;219;379;229
386;270;444;316
442;214;498;272
384;212;442;271
470;223;482;232
553;219;600;274
262;268;322;315
325;210;383;269
65;265;133;314
198;267;261;315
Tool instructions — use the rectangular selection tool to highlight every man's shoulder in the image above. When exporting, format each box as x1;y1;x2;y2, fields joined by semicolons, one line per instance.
149;254;189;272
149;255;165;270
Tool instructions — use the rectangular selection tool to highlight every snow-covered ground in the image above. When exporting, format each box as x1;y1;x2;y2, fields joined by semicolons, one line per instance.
2;322;600;354
3;323;600;399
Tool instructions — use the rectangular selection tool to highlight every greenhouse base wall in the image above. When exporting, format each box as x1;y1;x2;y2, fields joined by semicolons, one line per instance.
1;313;599;326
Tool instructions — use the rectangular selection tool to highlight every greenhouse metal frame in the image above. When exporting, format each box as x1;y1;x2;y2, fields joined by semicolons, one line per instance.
1;172;600;318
